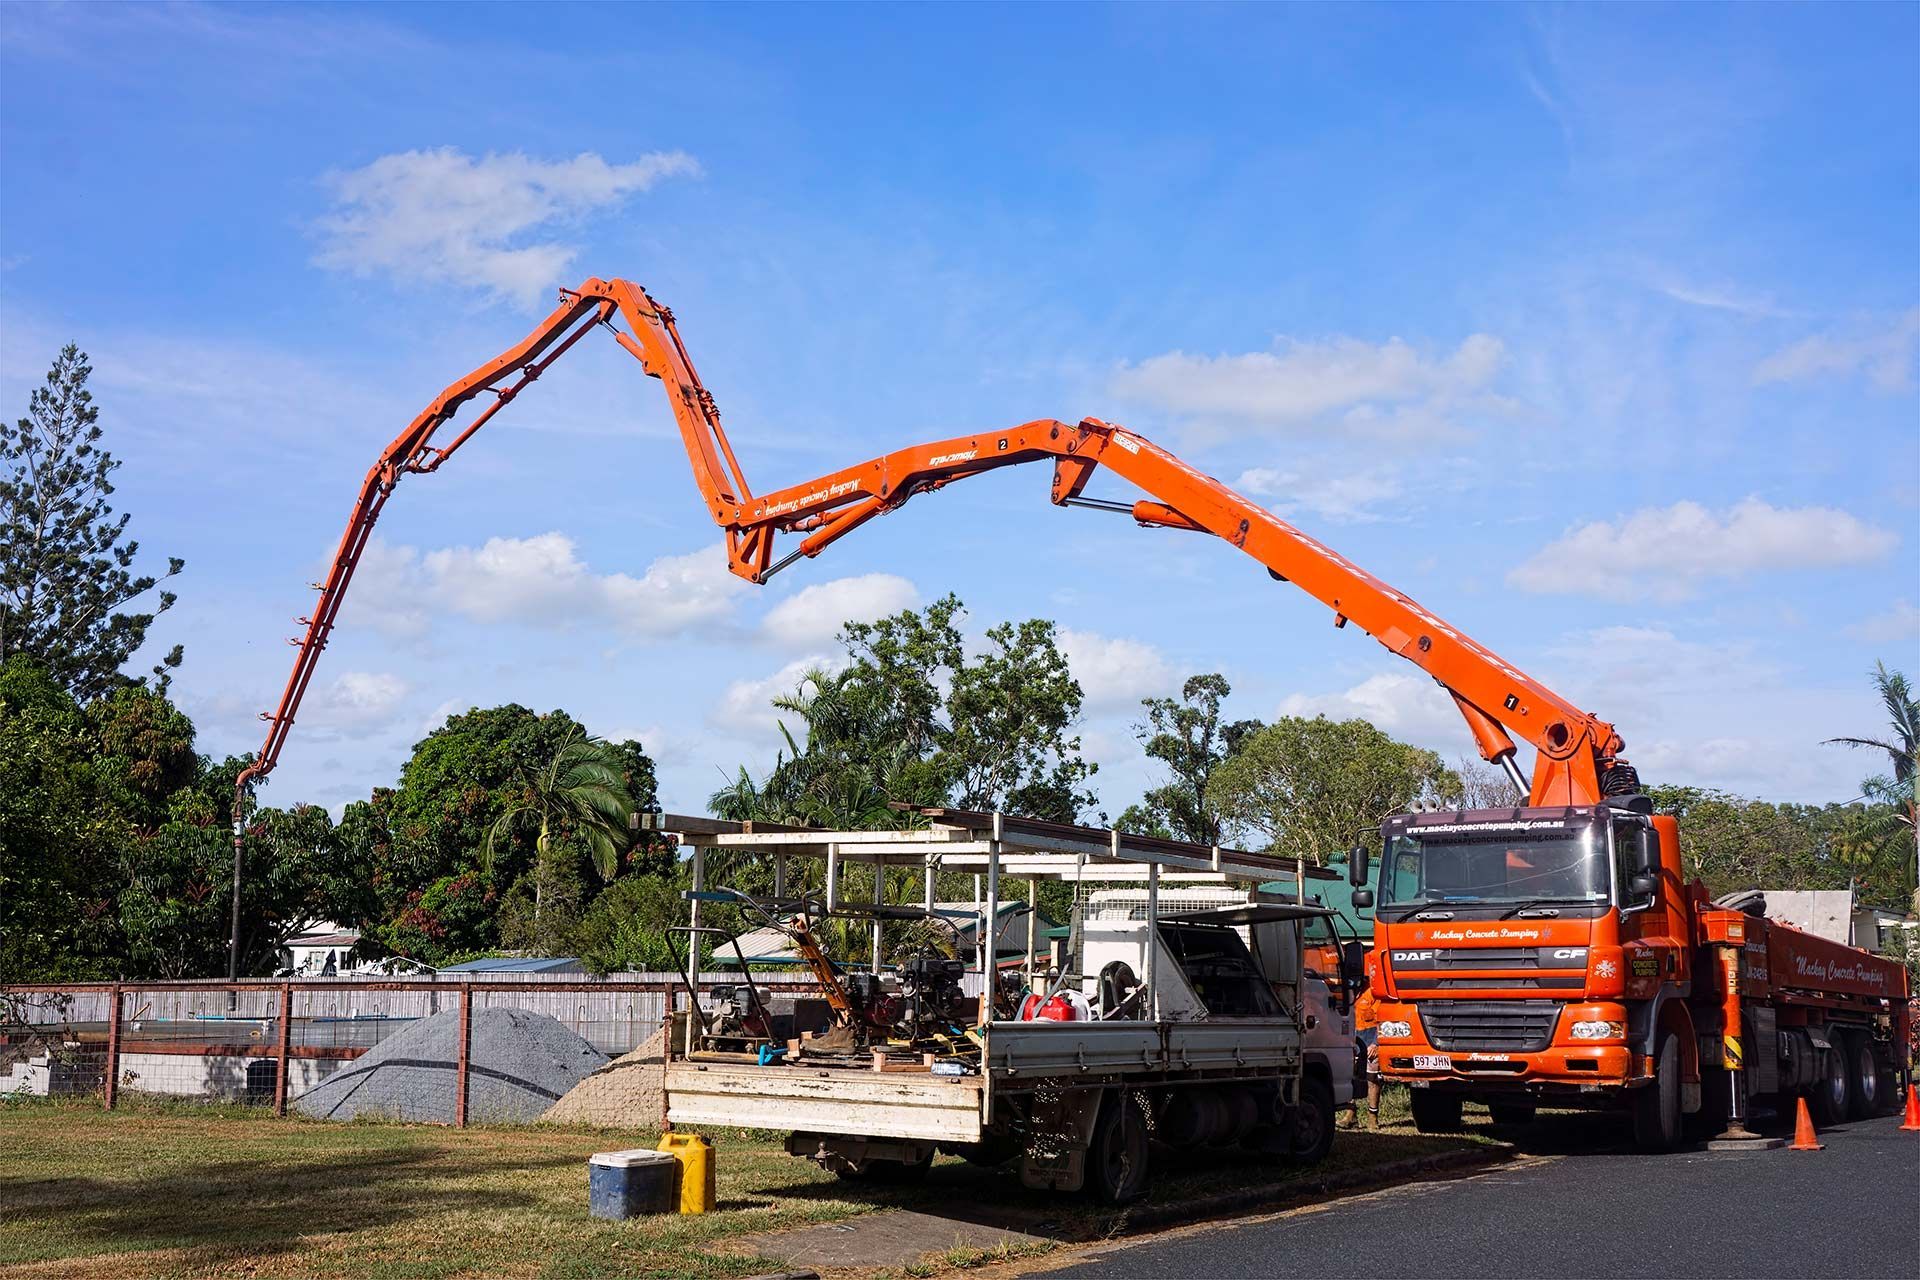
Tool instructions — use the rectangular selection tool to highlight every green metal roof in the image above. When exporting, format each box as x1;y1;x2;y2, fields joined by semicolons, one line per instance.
1262;853;1374;942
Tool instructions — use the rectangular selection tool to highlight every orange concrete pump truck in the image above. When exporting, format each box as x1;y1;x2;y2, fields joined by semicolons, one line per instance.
234;276;1912;1148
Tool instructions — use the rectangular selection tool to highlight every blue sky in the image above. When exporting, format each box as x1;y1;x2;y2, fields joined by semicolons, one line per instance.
2;3;1915;819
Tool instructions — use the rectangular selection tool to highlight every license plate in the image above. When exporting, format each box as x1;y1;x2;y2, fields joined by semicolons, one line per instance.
1413;1054;1453;1071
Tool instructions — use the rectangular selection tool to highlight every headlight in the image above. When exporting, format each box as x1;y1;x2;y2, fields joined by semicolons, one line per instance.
1570;1020;1625;1040
1377;1020;1412;1039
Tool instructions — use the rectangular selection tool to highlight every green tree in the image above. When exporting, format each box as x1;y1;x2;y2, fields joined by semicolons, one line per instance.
0;346;182;701
1127;673;1262;845
482;726;637;940
0;657;125;980
1826;662;1919;907
576;874;698;975
711;595;1096;827
1206;716;1460;863
376;869;499;966
946;616;1097;821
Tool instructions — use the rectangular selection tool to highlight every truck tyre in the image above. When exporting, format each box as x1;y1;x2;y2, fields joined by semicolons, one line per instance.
1087;1091;1151;1205
1488;1098;1535;1127
1806;1038;1851;1128
1632;1031;1681;1151
1410;1089;1463;1133
1289;1075;1337;1165
1844;1033;1882;1120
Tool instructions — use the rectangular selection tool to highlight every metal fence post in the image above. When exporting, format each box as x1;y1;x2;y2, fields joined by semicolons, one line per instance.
274;981;293;1116
103;983;122;1110
455;982;473;1128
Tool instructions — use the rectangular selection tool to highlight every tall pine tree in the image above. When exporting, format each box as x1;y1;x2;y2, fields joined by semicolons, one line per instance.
0;345;183;701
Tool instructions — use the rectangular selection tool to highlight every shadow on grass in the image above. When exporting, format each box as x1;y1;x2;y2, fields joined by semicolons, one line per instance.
740;1129;1494;1243
2;1143;576;1267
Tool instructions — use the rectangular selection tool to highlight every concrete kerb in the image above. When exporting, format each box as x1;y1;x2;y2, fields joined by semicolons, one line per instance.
1113;1146;1505;1234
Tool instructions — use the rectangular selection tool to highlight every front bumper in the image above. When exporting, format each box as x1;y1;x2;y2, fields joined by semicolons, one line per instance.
1374;1001;1639;1093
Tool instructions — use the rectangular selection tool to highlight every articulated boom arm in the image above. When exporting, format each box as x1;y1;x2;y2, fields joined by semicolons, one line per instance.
239;277;1625;816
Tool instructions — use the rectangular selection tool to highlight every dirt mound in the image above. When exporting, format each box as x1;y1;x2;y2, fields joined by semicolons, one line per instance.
540;1025;669;1128
296;1006;606;1124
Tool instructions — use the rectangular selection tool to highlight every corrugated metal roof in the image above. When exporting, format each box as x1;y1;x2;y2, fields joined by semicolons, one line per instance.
288;933;360;948
438;956;585;974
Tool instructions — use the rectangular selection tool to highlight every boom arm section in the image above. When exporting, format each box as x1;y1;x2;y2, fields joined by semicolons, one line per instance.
239;276;1625;819
706;416;1625;806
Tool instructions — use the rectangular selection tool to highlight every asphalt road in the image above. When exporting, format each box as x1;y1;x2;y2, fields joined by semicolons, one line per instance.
1031;1113;1920;1279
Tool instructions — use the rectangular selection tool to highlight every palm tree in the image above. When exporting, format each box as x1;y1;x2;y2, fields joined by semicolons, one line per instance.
1826;662;1920;907
484;727;636;930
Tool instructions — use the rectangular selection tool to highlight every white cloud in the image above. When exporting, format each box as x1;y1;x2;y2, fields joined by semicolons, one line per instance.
313;148;701;306
1233;465;1403;523
1507;497;1896;601
344;533;748;638
418;697;473;736
1544;626;1777;701
1846;600;1920;647
1530;627;1860;797
1277;671;1465;750
1653;276;1788;319
1110;332;1506;430
710;654;846;737
302;671;410;736
1057;628;1177;713
759;574;918;648
1753;308;1920;392
596;722;690;768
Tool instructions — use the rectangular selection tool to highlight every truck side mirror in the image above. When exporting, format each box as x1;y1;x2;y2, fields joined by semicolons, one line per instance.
1633;826;1657;876
1347;843;1369;887
1351;888;1375;909
1340;941;1367;991
1628;826;1658;900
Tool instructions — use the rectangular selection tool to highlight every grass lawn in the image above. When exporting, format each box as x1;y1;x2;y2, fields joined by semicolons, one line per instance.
0;1091;1497;1279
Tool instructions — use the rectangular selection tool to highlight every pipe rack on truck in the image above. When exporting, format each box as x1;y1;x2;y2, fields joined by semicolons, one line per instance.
646;808;1354;1204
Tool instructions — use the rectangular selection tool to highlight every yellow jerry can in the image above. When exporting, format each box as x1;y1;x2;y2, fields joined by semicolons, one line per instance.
656;1132;716;1214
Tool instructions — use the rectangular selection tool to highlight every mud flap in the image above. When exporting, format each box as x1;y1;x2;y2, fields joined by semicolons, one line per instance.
1018;1087;1103;1193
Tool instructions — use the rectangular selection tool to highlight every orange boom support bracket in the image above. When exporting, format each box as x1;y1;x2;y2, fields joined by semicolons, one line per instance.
236;277;1629;840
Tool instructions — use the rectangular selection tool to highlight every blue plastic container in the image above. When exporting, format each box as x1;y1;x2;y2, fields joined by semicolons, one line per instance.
587;1148;679;1219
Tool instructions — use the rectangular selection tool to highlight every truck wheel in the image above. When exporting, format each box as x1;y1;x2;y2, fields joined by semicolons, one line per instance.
1410;1089;1463;1134
1087;1091;1151;1205
1488;1099;1535;1127
1806;1038;1851;1128
1289;1076;1337;1165
1632;1031;1681;1151
1845;1033;1882;1120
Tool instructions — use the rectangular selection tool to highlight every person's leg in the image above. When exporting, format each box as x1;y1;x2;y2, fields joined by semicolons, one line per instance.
1365;1039;1381;1127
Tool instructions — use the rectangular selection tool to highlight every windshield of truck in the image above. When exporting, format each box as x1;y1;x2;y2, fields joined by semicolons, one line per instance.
1379;821;1607;912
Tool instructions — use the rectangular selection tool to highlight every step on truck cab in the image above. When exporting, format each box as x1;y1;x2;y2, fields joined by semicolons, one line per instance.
1355;796;1912;1146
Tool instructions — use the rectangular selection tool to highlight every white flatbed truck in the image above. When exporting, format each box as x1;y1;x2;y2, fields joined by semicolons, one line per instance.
652;808;1355;1203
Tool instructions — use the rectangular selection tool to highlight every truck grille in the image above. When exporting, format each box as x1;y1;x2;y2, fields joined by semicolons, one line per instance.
1433;947;1539;968
1419;1000;1560;1053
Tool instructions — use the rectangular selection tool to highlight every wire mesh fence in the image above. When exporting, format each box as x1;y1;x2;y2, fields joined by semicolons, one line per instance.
2;975;823;1125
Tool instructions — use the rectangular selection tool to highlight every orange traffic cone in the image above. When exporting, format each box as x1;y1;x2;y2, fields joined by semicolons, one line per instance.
1789;1096;1824;1151
1900;1084;1920;1132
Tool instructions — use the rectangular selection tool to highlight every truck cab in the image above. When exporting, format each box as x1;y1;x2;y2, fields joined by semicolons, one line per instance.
1358;801;1682;1131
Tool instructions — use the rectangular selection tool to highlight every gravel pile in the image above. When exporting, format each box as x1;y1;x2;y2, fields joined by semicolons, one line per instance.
296;1007;606;1124
540;1025;668;1128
